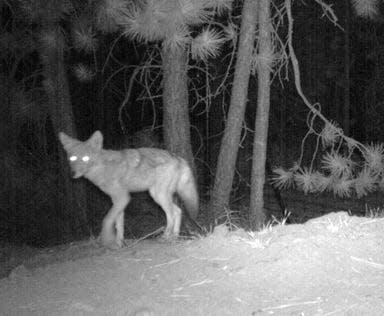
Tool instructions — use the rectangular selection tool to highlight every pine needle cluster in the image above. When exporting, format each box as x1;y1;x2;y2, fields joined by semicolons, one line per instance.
95;0;234;60
272;122;384;199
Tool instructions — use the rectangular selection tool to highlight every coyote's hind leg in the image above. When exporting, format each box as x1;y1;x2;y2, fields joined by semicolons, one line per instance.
149;188;181;239
115;208;126;248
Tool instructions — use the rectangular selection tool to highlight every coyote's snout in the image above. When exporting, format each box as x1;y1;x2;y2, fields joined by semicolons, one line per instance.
59;131;199;248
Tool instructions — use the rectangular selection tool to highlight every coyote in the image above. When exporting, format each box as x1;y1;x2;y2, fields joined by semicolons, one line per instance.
58;131;199;248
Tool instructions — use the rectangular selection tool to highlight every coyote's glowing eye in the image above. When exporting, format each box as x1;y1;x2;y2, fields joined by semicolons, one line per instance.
69;155;78;162
82;156;90;162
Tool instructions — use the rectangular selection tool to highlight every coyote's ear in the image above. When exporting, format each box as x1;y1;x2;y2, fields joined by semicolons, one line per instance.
58;132;73;149
88;130;103;150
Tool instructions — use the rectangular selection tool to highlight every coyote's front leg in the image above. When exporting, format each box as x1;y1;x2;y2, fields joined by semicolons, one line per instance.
100;193;130;249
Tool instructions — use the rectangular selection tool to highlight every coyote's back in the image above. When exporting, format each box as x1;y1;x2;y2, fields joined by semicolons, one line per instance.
59;130;199;248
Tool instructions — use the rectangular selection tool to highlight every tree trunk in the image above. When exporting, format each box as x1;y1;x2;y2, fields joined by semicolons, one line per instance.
209;0;259;219
40;25;89;239
343;0;350;136
280;95;288;168
249;0;273;230
206;58;228;186
161;46;195;173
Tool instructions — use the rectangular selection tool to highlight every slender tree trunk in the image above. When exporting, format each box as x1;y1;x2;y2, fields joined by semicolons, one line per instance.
209;0;259;219
343;0;350;136
207;58;228;184
249;0;273;229
1;77;19;240
280;95;287;168
162;46;195;173
40;25;89;239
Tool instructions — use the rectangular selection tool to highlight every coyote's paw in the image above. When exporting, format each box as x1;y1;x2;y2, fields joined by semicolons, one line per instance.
101;239;122;249
159;233;178;243
100;233;123;249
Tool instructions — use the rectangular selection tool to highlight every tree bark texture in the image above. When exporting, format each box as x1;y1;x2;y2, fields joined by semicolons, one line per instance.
40;25;88;239
343;0;350;136
161;46;195;173
209;0;259;219
249;0;273;229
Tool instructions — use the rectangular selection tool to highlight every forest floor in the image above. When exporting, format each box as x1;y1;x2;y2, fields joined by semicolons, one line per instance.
1;191;384;315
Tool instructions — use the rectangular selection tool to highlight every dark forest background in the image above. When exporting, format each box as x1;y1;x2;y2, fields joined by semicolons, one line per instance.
1;0;384;247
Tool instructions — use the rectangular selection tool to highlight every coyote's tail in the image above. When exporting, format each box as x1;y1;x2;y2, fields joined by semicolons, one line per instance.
177;163;199;220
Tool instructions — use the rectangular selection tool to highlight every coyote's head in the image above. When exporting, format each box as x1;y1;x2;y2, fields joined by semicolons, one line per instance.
58;131;103;178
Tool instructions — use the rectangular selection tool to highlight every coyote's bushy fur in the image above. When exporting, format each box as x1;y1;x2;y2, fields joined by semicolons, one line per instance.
59;131;199;248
